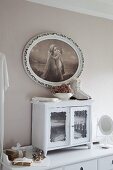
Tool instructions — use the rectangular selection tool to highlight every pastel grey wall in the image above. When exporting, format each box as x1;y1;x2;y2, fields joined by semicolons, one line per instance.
1;0;113;148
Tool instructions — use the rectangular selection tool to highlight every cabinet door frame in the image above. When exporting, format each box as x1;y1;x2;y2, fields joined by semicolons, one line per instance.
47;107;70;149
70;106;90;145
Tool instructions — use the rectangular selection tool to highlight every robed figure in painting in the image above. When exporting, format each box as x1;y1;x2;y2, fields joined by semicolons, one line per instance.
42;44;65;82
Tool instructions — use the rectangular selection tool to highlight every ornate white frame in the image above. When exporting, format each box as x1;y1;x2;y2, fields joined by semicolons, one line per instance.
23;33;84;87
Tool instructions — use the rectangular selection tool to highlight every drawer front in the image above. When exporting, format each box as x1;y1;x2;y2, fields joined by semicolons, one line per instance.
98;155;113;170
65;160;97;170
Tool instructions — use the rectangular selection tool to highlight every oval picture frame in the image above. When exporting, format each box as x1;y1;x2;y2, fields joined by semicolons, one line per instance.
23;33;84;87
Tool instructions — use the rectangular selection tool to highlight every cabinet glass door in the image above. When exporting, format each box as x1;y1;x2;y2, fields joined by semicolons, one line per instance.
48;107;70;149
71;106;90;145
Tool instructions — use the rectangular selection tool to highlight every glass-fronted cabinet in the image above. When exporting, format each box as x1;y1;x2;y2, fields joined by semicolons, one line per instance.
32;99;92;155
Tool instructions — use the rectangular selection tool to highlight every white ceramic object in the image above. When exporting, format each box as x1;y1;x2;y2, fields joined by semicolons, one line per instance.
53;93;73;100
98;115;113;135
98;115;113;148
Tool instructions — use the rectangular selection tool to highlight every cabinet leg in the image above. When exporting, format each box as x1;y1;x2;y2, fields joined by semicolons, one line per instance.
87;143;92;149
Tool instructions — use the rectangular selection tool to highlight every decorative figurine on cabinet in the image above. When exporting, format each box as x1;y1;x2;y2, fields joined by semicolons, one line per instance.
70;79;91;100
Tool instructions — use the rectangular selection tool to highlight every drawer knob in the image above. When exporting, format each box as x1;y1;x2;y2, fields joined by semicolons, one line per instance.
80;167;83;170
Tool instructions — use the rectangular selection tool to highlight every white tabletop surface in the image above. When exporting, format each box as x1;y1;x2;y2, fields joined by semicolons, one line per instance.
2;144;113;170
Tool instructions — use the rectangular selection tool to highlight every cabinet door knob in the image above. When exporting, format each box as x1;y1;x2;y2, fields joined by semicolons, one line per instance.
80;167;83;170
112;160;113;164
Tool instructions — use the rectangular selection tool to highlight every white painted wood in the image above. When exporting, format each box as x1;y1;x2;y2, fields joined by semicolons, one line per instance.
65;159;97;170
31;99;93;107
32;99;93;155
32;103;48;155
52;169;62;170
2;145;113;170
98;0;113;5
26;0;113;20
98;155;113;170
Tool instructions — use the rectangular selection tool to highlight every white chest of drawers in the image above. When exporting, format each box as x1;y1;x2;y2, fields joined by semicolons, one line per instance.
65;159;97;170
49;145;113;170
98;155;113;170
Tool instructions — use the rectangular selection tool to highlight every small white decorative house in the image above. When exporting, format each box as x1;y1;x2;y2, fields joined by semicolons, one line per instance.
32;98;93;155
